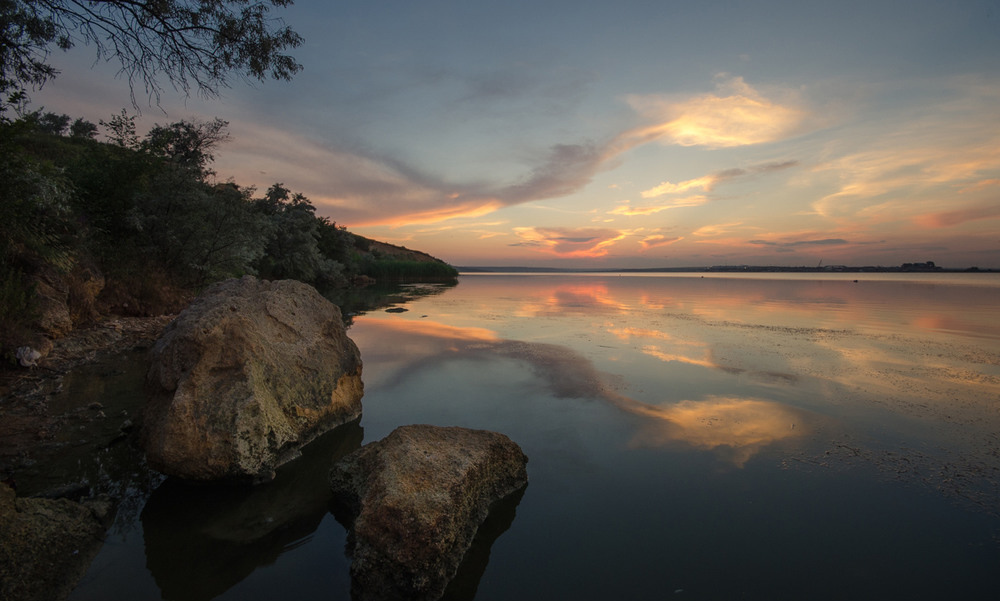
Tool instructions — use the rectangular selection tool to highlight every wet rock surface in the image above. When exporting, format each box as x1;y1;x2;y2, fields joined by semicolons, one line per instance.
142;420;363;600
0;317;173;496
0;482;111;601
143;276;364;481
330;424;528;601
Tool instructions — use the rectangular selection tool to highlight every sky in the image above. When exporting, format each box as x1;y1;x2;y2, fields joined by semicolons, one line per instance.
32;0;1000;268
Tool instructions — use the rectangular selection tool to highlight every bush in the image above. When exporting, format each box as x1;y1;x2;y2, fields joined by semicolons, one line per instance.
363;259;458;282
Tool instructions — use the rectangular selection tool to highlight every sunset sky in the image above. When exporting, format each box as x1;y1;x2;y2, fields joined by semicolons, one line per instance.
33;0;1000;268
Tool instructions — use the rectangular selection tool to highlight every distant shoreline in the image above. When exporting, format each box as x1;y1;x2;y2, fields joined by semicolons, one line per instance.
458;265;997;274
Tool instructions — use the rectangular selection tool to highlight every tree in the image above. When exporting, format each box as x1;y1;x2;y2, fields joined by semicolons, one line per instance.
34;109;68;134
69;116;97;139
142;117;229;175
254;183;345;286
0;0;302;107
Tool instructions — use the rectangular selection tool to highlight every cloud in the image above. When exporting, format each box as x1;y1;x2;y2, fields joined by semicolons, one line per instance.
639;235;684;250
748;238;850;248
624;76;808;148
912;203;1000;228
641;160;798;199
511;226;627;257
641;176;716;198
610;196;708;216
209;76;808;229
811;78;1000;223
498;142;608;203
691;222;744;237
959;179;1000;194
323;76;808;227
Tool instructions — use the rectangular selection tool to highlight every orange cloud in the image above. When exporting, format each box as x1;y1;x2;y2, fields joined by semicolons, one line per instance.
912;204;1000;228
641;176;716;197
624;76;808;149
641;160;798;199
691;222;744;237
960;178;1000;193
810;81;1000;224
362;199;506;227
512;226;627;257
216;76;808;229
639;234;684;250
610;196;708;216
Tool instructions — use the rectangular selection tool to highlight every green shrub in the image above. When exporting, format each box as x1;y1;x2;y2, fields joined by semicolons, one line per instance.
363;259;458;282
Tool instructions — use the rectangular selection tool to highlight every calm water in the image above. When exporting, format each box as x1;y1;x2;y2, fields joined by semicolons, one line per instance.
70;273;1000;600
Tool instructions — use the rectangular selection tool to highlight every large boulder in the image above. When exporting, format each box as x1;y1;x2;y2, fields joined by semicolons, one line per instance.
143;276;363;481
330;425;528;601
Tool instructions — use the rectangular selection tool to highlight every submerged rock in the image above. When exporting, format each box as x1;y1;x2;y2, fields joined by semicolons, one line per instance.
330;425;528;601
143;276;363;481
0;483;108;601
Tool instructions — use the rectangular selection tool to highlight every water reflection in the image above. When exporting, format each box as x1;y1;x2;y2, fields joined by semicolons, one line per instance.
353;318;808;466
324;281;457;325
439;486;526;601
141;419;363;601
462;274;1000;339
624;397;804;467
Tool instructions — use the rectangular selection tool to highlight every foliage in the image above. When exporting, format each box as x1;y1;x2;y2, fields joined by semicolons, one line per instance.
133;171;268;286
99;109;140;148
69;116;97;139
142;117;229;176
363;259;459;283
0;107;458;354
253;183;345;287
0;0;302;107
0;119;76;273
316;216;359;273
0;117;75;356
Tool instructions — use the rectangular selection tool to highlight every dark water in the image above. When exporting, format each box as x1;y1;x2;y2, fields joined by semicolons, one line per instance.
68;273;1000;600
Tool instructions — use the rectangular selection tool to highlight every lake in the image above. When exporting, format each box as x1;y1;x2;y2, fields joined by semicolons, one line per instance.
70;272;1000;600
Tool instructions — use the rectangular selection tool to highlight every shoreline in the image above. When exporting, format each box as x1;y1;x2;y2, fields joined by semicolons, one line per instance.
0;315;175;493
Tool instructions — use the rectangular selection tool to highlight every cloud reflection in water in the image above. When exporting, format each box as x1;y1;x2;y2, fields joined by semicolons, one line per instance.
353;318;807;467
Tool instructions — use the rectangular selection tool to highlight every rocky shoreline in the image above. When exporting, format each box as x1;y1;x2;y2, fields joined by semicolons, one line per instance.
0;315;174;601
0;316;175;488
2;279;528;601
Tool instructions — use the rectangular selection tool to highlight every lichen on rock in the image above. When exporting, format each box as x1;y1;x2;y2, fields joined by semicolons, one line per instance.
142;276;364;481
330;424;528;601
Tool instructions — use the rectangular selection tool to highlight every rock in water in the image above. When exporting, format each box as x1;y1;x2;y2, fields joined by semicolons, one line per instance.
0;483;107;601
330;425;528;601
143;276;364;481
